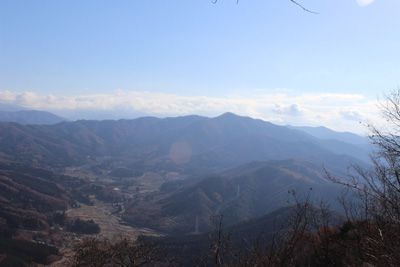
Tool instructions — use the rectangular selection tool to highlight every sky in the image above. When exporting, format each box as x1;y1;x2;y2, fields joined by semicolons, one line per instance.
0;0;399;133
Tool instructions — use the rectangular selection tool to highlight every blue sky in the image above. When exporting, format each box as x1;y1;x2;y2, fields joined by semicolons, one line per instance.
0;0;399;132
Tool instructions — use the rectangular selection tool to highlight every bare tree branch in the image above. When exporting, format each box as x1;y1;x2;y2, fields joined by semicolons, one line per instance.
289;0;318;14
212;0;318;14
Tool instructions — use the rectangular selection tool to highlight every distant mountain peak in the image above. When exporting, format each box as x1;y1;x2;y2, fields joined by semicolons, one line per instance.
214;112;251;121
0;102;26;112
216;112;238;117
289;125;368;145
0;109;65;125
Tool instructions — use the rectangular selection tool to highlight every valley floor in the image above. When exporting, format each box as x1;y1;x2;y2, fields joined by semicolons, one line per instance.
49;198;160;266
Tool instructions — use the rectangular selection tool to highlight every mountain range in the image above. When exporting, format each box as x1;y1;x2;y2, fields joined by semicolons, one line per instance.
0;111;372;264
0;112;369;170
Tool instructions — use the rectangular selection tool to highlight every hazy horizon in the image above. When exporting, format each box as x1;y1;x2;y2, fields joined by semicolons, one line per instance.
1;0;396;132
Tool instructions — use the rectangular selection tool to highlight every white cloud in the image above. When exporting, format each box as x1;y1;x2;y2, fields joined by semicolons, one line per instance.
0;90;380;134
273;104;303;117
340;110;363;121
356;0;375;7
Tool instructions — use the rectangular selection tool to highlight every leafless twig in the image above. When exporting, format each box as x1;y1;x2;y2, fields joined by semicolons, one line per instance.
212;0;318;14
